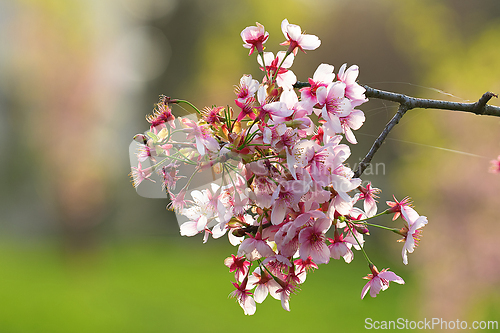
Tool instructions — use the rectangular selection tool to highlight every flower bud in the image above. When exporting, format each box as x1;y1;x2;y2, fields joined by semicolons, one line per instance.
161;95;178;105
354;224;370;235
284;119;308;129
232;228;247;238
369;263;380;276
133;134;147;144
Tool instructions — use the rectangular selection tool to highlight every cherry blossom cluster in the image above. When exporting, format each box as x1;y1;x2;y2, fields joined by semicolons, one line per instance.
130;19;428;315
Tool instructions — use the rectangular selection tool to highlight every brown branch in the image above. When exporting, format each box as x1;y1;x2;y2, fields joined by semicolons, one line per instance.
363;86;500;117
355;86;499;177
353;104;408;178
293;81;500;177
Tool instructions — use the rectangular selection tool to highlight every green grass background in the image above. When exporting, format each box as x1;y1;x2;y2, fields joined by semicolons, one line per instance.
0;237;418;333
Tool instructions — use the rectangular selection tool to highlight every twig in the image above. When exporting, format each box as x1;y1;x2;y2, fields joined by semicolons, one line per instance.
353;103;408;178
293;81;500;177
363;86;500;117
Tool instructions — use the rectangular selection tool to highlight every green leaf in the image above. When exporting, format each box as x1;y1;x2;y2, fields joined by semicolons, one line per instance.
146;131;159;142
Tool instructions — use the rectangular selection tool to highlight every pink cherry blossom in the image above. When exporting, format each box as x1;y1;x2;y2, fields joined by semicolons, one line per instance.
262;255;292;278
211;220;228;240
316;82;353;137
311;127;325;145
274;221;300;257
386;196;419;224
300;63;336;108
286;154;313;186
328;228;358;263
230;278;256;315
339;109;365;144
241;22;269;55
224;254;251;282
280;19;321;56
358;182;381;217
129;18;439;314
273;89;314;131
303;181;332;205
234;97;257;122
136;144;157;163
270;179;309;225
286;264;307;286
288;136;342;181
178;220;200;237
337;63;368;107
247;267;281;303
167;189;189;212
316;143;360;199
398;215;428;265
146;102;175;131
202;106;225;125
159;162;184;191
251;176;279;209
263;123;299;153
298;218;331;264
130;162;155;188
235;74;260;104
274;276;298;311
237;232;275;261
179;185;221;238
361;265;405;299
231;190;250;217
257;51;296;90
260;100;294;121
344;214;367;251
294;257;318;275
180;118;219;156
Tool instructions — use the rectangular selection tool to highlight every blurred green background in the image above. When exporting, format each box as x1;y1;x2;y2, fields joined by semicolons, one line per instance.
1;0;500;331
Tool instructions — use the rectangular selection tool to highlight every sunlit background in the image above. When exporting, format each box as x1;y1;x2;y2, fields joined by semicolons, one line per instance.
1;0;500;331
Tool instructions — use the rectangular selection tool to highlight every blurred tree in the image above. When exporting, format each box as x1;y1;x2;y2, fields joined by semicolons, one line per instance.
389;0;500;320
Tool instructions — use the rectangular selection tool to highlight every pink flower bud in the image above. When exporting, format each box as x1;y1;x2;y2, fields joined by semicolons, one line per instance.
354;224;370;235
133;134;147;144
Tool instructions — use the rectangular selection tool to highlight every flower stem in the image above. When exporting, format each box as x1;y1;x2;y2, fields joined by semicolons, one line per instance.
259;52;271;83
346;222;373;266
350;210;389;223
362;222;399;233
182;166;202;190
237;118;259;150
176;100;201;115
271;50;291;83
224;164;237;190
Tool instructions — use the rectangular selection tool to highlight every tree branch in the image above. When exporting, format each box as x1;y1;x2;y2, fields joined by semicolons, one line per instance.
353;103;408;178
293;81;500;178
363;86;500;117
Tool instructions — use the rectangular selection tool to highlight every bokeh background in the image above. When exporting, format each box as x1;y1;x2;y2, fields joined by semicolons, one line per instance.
1;0;500;331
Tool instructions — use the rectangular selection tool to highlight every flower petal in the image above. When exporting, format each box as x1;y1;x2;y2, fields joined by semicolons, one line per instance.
285;24;302;41
240;295;256;315
312;243;330;264
253;284;269;304
271;200;287;225
299;34;321;50
179;221;199;236
369;277;383;297
313;63;335;83
379;271;405;284
361;280;371;299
